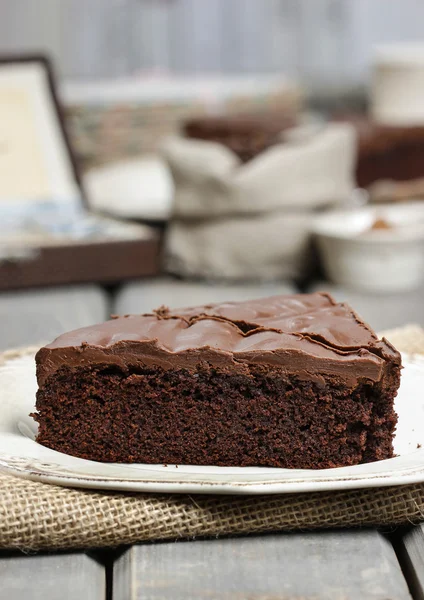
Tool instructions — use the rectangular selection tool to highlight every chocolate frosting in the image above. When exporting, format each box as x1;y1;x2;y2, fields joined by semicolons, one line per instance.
36;293;401;387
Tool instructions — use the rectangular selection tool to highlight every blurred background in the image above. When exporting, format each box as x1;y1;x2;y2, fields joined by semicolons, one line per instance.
1;0;423;85
0;0;423;350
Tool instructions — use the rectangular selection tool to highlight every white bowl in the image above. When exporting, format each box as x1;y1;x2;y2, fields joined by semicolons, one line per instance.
311;201;424;293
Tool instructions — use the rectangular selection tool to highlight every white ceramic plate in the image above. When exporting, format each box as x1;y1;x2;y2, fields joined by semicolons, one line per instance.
0;352;423;495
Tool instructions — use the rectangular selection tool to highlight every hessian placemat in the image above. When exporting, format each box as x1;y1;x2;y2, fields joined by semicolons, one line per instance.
0;324;423;551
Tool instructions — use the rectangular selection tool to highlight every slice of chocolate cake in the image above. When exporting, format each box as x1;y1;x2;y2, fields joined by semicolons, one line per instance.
33;293;401;469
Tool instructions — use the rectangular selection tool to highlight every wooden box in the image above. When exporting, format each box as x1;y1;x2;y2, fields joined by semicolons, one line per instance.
0;56;160;291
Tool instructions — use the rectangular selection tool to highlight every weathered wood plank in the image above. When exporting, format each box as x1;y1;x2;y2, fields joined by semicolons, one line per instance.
60;0;131;78
0;285;109;350
0;552;105;600
3;0;424;83
129;0;171;72
297;0;349;88
0;0;64;64
167;0;222;73
308;282;424;331
220;0;263;73
114;531;410;600
398;525;424;600
262;0;301;77
114;278;297;314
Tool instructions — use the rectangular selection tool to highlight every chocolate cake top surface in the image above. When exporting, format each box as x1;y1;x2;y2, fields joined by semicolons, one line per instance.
36;293;400;386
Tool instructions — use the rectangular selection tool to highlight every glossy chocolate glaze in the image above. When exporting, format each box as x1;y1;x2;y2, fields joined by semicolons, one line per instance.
36;293;401;387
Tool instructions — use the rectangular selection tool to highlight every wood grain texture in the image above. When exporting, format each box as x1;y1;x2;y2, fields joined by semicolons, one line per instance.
0;285;109;350
297;0;349;87
1;0;424;84
114;530;411;599
60;0;130;78
399;525;424;600
262;0;301;76
114;277;297;314
129;0;171;72
0;0;64;65
308;282;424;331
0;552;105;600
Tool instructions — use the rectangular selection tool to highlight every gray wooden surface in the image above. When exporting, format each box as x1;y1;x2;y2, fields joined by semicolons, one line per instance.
1;282;423;599
114;531;411;600
399;524;424;600
308;281;424;332
115;277;297;314
0;552;105;600
0;285;109;351
1;0;424;87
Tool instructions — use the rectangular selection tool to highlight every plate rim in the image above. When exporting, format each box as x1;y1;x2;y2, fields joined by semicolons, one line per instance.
1;351;424;495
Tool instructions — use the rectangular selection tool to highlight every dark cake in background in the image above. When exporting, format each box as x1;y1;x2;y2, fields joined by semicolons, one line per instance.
183;113;296;162
33;293;401;470
333;115;424;188
332;45;424;191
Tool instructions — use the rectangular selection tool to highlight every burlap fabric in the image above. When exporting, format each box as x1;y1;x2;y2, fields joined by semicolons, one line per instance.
1;324;423;551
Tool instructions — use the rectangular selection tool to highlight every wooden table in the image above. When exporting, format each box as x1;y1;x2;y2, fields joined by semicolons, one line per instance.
1;279;423;600
1;529;423;599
